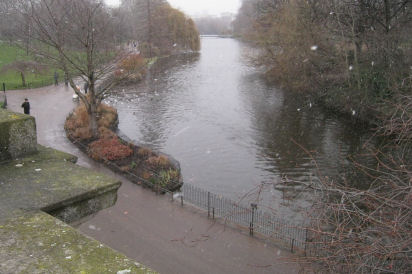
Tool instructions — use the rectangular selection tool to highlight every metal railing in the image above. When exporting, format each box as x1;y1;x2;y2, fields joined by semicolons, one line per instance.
179;183;308;253
66;128;312;255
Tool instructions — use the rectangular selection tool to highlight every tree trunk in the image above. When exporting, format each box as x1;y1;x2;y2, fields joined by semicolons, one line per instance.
88;80;99;138
89;102;98;138
20;72;26;87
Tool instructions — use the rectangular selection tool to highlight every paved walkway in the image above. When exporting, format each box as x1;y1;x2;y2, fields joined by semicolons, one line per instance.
6;85;300;274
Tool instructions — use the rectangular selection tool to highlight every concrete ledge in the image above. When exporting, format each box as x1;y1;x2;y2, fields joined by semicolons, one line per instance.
0;211;153;273
0;109;37;161
0;146;121;223
0;145;156;273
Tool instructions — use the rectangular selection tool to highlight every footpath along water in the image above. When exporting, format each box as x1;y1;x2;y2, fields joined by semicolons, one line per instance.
6;86;300;274
107;37;374;223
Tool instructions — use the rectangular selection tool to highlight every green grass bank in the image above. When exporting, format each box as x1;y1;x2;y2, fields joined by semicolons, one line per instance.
0;42;63;90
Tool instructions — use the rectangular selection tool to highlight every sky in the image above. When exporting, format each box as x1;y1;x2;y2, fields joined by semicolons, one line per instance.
105;0;241;16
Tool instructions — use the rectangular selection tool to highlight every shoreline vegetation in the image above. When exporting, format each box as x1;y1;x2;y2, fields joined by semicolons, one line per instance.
65;102;183;193
232;1;412;126
232;1;412;272
64;51;187;193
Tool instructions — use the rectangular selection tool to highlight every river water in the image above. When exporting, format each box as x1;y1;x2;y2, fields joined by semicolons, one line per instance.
106;37;371;222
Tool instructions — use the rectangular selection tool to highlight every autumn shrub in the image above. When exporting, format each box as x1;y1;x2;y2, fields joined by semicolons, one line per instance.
114;69;125;79
137;147;153;158
119;54;145;73
98;126;116;139
145;155;171;169
65;103;118;141
73;105;90;128
88;137;133;161
73;127;93;140
97;104;118;129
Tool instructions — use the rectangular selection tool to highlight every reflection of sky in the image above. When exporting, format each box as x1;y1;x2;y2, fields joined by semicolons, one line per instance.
105;0;240;16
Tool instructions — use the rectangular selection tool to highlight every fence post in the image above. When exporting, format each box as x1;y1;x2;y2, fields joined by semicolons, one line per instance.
212;208;215;219
250;203;257;236
207;192;210;218
181;195;183;207
291;239;295;253
171;192;174;202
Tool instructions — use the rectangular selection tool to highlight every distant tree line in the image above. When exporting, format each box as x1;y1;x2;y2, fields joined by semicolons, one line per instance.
114;0;200;56
194;14;234;36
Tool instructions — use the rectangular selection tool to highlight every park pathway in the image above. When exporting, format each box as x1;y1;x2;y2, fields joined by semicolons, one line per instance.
6;84;300;274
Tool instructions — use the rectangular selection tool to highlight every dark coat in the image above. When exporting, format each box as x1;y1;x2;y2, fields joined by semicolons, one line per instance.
21;101;30;114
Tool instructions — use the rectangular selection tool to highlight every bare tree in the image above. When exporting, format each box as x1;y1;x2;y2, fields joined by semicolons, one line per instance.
0;0;21;42
19;0;129;137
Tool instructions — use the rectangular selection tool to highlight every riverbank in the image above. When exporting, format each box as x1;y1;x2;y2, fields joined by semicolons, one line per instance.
64;104;184;193
0;108;151;273
6;85;300;273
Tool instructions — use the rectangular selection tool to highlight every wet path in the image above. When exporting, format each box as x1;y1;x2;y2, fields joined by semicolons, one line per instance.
6;85;299;273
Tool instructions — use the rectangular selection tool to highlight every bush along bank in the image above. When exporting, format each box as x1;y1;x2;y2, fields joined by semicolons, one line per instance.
64;103;183;193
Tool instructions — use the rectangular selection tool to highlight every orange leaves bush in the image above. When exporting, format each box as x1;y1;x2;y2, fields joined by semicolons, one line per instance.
98;127;116;139
97;104;118;129
65;103;118;141
119;54;145;73
88;137;133;161
137;147;153;158
145;155;171;168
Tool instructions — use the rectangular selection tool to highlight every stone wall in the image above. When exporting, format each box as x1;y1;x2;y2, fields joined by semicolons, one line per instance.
0;109;37;161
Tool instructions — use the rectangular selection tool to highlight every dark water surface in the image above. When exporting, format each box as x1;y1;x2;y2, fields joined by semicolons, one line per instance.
106;37;371;222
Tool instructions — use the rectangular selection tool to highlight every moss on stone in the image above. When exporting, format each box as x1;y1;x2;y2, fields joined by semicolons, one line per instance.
0;109;155;272
0;146;120;222
0;145;155;273
0;109;37;161
0;212;155;273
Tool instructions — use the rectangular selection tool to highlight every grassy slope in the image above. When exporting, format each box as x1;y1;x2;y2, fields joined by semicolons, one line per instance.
0;43;63;90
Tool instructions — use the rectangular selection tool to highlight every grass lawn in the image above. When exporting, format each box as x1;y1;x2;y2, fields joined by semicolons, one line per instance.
0;42;63;90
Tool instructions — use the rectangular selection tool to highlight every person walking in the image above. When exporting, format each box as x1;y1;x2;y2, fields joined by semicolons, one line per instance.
54;71;59;86
21;98;30;115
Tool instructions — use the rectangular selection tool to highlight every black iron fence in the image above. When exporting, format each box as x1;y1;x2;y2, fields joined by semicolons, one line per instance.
178;183;309;253
66;128;315;255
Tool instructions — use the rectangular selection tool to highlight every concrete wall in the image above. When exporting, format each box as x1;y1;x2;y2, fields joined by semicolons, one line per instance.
0;109;37;162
